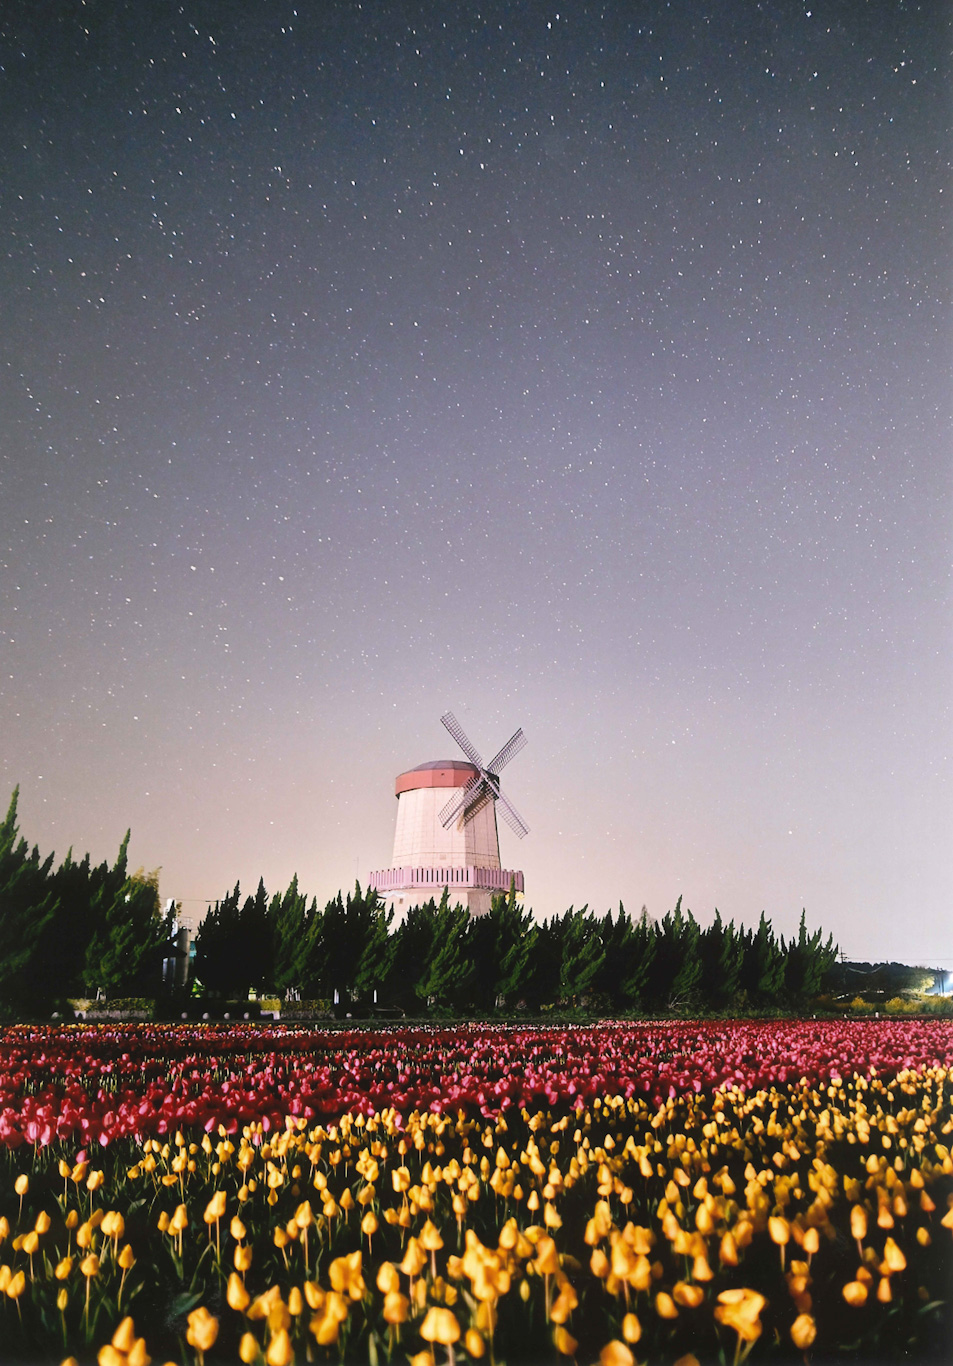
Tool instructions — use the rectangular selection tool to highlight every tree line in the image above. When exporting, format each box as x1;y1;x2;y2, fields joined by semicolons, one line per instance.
196;878;837;1015
1;786;838;1016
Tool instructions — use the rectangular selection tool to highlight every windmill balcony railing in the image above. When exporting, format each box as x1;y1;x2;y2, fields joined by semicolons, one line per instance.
369;866;524;893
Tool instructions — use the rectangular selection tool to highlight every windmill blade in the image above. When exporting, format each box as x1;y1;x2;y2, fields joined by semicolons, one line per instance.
496;789;530;839
439;773;486;828
440;711;484;769
459;784;496;823
486;727;526;776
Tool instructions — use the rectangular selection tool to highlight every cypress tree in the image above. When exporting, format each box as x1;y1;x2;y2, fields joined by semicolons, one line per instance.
193;884;244;995
651;898;703;1011
0;788;60;1013
785;909;838;1003
699;910;745;1010
415;892;472;1011
742;911;787;1004
558;906;606;1004
83;864;169;997
270;875;310;995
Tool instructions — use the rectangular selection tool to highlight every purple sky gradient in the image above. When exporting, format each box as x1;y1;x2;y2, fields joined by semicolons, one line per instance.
2;1;950;963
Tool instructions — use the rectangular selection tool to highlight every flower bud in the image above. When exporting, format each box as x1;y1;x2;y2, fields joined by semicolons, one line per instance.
186;1306;219;1351
227;1273;251;1312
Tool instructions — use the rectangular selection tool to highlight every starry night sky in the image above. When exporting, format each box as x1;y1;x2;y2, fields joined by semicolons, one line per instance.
2;1;950;962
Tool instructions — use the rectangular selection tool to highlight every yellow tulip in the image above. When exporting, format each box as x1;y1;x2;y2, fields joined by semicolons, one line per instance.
6;1270;26;1301
673;1281;705;1308
621;1312;641;1343
419;1219;444;1250
383;1290;410;1325
553;1326;578;1356
238;1331;259;1363
420;1307;461;1345
376;1261;400;1295
790;1314;817;1349
769;1216;790;1245
465;1328;486;1358
550;1282;579;1324
227;1272;251;1312
329;1249;365;1300
399;1238;427;1278
599;1342;634;1366
265;1328;293;1366
714;1288;765;1343
186;1306;219;1352
111;1317;137;1353
842;1280;869;1307
127;1340;150;1366
719;1231;739;1266
535;1235;560;1277
203;1191;227;1224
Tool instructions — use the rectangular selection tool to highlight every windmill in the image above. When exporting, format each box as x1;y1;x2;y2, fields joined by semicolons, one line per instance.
437;711;530;840
368;711;529;920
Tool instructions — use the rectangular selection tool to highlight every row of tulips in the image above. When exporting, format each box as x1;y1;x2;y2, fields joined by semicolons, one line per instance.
2;1019;953;1147
0;1024;950;1362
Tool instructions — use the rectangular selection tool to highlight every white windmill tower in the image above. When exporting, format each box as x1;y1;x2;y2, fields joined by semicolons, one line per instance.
369;711;529;919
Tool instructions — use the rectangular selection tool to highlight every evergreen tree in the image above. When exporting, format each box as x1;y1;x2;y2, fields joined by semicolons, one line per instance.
384;899;440;1010
650;897;704;1010
414;892;472;1011
270;875;311;995
593;905;656;1011
193;883;244;994
521;914;565;1010
491;883;537;1009
0;788;60;1012
238;877;274;995
785;910;838;1003
466;883;537;1011
699;911;745;1010
558;906;605;1004
83;862;170;997
742;911;787;1004
45;849;96;998
350;884;393;1002
302;883;391;1003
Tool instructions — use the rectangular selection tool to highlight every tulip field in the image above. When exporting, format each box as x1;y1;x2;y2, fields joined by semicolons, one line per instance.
0;1021;951;1365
